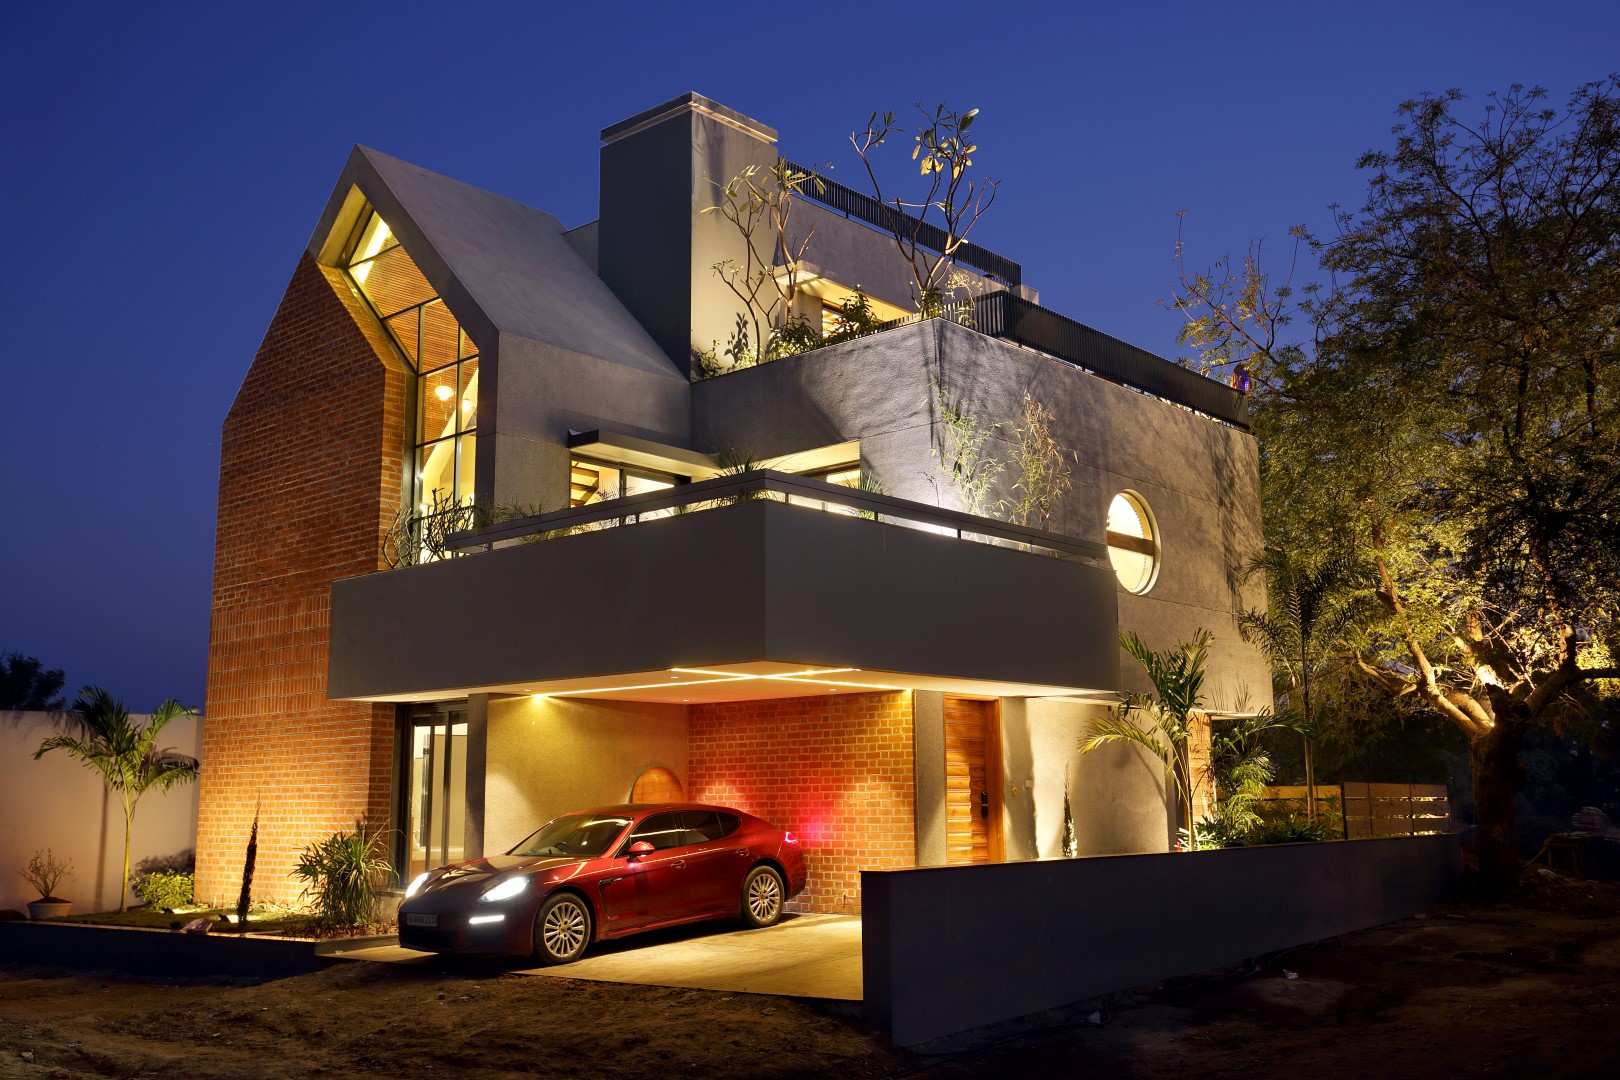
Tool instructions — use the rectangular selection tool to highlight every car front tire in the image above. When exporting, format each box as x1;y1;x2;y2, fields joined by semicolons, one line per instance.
533;893;592;965
740;865;785;929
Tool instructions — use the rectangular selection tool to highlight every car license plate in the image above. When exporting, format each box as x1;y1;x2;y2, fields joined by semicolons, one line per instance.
405;913;437;927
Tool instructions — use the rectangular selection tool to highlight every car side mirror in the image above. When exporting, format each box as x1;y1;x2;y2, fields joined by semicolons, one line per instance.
627;841;655;858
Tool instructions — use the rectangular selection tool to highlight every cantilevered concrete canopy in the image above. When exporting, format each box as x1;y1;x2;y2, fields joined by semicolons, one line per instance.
329;498;1120;704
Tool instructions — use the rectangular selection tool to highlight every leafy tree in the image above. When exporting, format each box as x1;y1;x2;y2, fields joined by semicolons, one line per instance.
702;160;823;368
1171;80;1620;894
34;687;199;911
1082;630;1213;842
852;103;1000;311
1;652;67;711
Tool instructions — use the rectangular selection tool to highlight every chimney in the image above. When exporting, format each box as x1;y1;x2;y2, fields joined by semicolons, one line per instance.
597;93;777;375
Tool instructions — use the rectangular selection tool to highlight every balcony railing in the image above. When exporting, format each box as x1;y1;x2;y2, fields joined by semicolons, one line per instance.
443;469;1106;565
972;292;1249;429
780;158;1022;288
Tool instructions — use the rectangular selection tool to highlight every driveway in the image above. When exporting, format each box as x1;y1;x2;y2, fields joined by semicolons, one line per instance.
334;912;862;1001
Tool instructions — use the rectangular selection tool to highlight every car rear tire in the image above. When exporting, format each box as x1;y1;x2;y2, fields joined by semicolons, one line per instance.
740;865;785;929
533;893;592;965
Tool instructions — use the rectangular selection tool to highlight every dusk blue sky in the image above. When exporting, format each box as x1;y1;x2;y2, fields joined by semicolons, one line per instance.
3;1;1616;709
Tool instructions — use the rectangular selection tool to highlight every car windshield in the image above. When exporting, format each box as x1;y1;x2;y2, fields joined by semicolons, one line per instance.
507;814;632;859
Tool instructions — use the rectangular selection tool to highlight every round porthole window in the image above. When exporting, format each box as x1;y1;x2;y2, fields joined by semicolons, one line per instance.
1106;491;1159;593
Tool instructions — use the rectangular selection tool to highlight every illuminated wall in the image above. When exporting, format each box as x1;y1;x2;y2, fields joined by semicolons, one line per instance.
687;691;915;914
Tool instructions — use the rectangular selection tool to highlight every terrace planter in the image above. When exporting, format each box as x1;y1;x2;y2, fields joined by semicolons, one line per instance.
26;899;71;921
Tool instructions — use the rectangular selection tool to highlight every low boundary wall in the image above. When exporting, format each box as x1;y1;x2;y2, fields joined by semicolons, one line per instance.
862;834;1460;1045
0;921;382;980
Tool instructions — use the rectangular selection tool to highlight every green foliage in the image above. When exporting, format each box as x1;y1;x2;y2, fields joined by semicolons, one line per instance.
1082;630;1213;841
1171;80;1620;890
704;160;824;366
1;652;67;710
766;315;822;359
1200;711;1311;844
131;869;194;910
1062;778;1078;858
1001;393;1075;528
821;287;884;345
21;849;72;900
34;688;198;911
929;376;1002;516
237;807;259;925
289;820;392;928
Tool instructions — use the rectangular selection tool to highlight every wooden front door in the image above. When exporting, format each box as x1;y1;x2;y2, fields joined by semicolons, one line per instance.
943;697;1003;864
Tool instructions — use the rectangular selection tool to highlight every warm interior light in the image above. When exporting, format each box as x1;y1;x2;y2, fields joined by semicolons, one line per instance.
435;385;454;402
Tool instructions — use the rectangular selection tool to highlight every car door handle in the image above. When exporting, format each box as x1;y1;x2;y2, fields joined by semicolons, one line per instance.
734;848;749;857
672;860;686;870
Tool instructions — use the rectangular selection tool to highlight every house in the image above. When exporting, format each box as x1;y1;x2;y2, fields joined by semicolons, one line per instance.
196;93;1270;911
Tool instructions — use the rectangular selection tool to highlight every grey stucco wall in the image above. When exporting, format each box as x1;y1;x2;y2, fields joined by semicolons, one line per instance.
483;696;688;856
487;333;693;511
330;499;1118;700
787;202;1033;316
999;698;1171;861
691;320;1271;711
863;833;1462;1045
911;691;946;866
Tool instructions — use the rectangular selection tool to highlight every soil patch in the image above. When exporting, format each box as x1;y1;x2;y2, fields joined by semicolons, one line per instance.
4;882;1618;1079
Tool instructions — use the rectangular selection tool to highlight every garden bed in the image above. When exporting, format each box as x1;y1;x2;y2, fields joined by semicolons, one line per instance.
0;914;398;980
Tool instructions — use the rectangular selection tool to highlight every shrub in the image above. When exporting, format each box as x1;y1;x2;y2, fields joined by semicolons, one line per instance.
131;869;194;910
289;820;392;927
21;849;73;900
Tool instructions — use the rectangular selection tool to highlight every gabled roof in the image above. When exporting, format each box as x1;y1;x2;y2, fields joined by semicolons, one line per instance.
307;146;682;381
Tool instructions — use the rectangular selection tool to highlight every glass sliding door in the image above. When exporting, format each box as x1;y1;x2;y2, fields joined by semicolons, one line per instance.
404;704;468;878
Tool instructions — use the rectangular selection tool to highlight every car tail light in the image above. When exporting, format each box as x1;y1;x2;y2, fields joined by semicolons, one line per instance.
784;832;798;844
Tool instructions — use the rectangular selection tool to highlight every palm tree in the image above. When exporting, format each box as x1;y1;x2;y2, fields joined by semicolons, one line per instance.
1081;629;1212;844
1237;549;1371;820
34;687;199;912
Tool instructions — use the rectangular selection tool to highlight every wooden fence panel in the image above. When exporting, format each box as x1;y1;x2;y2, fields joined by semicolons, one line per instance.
1341;782;1449;838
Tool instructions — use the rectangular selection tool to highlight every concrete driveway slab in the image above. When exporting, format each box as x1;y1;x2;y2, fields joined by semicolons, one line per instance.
334;913;862;1001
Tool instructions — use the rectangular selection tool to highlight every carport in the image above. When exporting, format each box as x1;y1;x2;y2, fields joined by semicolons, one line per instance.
336;913;861;1001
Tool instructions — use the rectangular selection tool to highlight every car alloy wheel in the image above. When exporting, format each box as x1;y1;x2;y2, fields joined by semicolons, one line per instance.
535;893;591;964
741;866;784;929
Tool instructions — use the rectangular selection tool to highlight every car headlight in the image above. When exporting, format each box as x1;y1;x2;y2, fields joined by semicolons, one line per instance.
479;876;529;903
404;872;430;899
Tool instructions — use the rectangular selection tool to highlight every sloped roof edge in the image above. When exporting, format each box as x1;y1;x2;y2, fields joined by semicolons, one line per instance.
305;146;683;382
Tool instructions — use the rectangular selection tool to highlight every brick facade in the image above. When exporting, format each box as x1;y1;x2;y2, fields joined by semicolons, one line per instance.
688;691;915;914
197;253;408;904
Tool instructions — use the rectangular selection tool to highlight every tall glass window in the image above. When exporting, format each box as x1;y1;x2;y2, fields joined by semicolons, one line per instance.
345;211;480;524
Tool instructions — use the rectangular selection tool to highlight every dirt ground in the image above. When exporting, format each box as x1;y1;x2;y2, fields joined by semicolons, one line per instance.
3;875;1617;1080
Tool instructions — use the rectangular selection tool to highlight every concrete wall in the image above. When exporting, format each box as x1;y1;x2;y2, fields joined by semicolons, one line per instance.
1;711;202;915
787;202;1031;316
863;833;1462;1045
483;696;687;857
330;499;1118;700
1002;698;1173;860
691;319;1271;711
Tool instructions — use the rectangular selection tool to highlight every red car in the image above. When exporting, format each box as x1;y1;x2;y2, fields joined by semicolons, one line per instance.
397;803;806;964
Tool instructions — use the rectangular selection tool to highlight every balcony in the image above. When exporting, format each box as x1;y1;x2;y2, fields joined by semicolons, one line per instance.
329;471;1121;703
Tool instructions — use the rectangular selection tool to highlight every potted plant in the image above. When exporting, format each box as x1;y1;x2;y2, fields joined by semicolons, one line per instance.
22;849;74;920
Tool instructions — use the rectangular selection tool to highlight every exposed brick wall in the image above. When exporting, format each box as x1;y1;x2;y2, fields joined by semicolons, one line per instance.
197;253;408;905
687;691;914;914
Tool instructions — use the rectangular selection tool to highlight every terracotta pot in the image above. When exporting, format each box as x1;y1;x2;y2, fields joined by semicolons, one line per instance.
27;899;71;921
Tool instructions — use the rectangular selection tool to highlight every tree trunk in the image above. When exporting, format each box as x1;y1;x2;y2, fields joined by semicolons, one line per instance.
120;813;132;913
1469;723;1523;898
